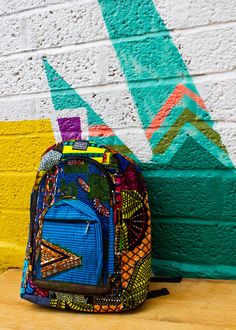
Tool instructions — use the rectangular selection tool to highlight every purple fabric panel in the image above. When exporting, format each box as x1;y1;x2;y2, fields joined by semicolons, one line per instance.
57;117;82;141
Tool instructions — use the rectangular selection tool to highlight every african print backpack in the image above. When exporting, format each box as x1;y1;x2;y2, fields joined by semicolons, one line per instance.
21;140;164;312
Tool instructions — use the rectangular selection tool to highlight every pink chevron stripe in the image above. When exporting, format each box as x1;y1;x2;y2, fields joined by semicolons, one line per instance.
146;84;207;140
89;125;115;137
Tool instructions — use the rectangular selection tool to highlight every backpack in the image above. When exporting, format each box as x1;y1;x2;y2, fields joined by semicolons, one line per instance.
20;139;167;312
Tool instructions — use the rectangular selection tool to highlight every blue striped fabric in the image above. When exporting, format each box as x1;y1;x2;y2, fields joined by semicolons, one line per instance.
45;199;98;221
40;200;103;286
108;208;115;275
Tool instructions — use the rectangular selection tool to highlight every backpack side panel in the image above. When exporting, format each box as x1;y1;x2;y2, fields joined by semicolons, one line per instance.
110;151;152;311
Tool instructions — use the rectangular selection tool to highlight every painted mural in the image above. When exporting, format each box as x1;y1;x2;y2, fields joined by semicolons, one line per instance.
43;0;233;169
0;0;235;278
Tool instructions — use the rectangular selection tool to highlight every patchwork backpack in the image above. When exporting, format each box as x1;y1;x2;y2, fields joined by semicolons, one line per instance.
21;140;167;312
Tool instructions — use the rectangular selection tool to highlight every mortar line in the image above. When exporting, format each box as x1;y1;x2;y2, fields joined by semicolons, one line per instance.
0;0;95;18
0;70;236;101
0;20;236;60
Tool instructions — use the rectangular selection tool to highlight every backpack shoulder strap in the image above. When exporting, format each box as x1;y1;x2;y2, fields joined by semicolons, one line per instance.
147;288;169;299
150;276;182;283
147;276;182;299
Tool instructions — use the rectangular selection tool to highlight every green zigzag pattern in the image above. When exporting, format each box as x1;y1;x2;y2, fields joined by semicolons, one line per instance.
43;58;233;168
153;109;226;154
42;0;234;168
98;0;234;168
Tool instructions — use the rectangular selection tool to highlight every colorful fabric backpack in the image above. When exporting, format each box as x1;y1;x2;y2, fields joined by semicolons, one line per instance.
20;140;166;312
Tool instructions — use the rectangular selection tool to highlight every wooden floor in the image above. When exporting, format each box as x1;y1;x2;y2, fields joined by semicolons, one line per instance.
0;270;236;330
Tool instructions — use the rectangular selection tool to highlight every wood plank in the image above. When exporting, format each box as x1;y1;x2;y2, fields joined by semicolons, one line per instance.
0;270;235;330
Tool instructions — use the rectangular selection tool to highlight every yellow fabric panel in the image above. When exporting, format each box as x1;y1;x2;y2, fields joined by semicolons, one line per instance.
62;145;111;164
63;145;106;154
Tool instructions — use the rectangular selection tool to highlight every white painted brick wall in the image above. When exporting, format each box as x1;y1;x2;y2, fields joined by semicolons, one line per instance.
27;2;107;50
154;0;236;29
0;0;64;15
0;16;27;55
0;0;235;164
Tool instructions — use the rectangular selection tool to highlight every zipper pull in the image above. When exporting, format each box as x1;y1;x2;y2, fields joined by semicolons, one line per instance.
112;190;116;205
85;221;90;234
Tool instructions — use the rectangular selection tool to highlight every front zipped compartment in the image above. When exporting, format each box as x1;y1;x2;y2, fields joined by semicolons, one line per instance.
35;199;103;287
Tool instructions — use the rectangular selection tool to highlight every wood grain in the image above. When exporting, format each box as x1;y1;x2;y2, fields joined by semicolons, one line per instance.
0;270;235;330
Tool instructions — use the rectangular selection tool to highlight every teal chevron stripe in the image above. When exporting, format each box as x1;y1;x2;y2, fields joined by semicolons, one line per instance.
43;58;137;159
98;0;199;126
98;0;233;167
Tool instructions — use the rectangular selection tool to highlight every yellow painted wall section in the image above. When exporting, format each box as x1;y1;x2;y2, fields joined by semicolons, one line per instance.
0;119;55;270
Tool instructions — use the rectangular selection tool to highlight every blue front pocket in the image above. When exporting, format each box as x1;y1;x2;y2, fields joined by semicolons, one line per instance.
37;199;103;286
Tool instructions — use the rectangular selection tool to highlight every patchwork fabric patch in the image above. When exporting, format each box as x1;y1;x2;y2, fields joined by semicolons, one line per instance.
41;239;82;278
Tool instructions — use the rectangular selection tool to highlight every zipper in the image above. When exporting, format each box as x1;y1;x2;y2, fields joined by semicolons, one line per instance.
94;216;103;282
44;218;95;223
85;221;90;234
43;218;94;235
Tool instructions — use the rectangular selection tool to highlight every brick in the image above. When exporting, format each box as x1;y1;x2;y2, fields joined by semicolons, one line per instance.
142;138;231;171
0;244;26;269
0;0;64;15
0;98;36;126
35;97;89;138
0;98;55;135
27;1;107;50
1;29;235;97
151;218;236;278
222;172;236;218
97;77;236;127
0;119;36;136
0;211;28;243
143;169;236;220
0;0;235;278
172;27;236;76
36;118;54;134
0;55;45;96
214;123;236;165
0;16;27;55
98;0;166;39
154;0;236;30
114;128;153;162
0;173;34;210
107;27;236;82
98;0;236;38
35;89;151;156
196;77;236;122
152;259;236;279
36;89;142;130
83;89;142;129
152;218;236;265
0;46;106;96
0;131;55;172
